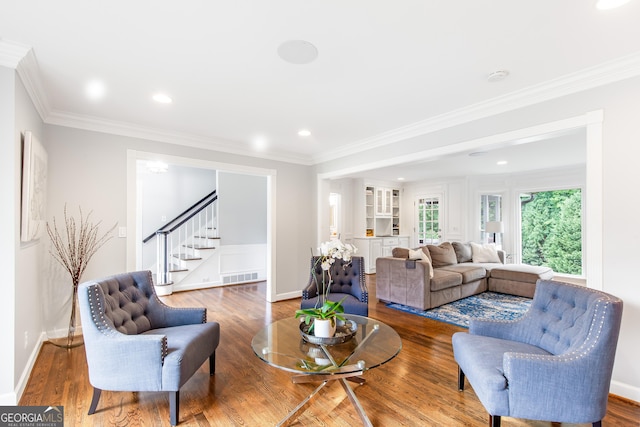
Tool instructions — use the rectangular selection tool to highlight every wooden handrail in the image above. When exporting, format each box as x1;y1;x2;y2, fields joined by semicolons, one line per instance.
142;190;217;243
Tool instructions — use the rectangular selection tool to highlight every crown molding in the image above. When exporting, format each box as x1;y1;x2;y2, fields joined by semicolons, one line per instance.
6;35;640;167
45;110;314;165
312;50;640;165
16;49;50;121
0;39;30;68
0;39;50;122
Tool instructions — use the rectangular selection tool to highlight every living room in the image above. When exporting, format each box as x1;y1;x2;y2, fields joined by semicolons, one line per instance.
2;1;640;424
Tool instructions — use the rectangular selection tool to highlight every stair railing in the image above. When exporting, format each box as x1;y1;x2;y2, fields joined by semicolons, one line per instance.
143;190;218;285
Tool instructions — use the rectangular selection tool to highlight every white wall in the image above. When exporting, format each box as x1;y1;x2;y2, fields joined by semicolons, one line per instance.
140;163;217;238
43;125;315;298
0;66;18;404
218;172;267;245
14;71;46;393
0;68;47;404
328;178;356;243
139;164;217;268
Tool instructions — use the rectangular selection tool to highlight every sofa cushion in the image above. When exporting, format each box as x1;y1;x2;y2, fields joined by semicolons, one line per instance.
409;248;433;278
470;242;501;263
430;268;463;291
427;242;457;268
490;264;554;284
392;247;410;258
452;242;473;263
439;264;487;283
393;246;432;263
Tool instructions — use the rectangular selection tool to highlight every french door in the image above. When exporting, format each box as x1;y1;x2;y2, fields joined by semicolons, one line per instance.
415;195;442;245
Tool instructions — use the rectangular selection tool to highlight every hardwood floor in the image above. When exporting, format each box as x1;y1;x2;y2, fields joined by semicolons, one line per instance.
20;276;640;426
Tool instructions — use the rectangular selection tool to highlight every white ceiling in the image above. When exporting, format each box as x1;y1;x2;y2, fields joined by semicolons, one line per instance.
1;1;639;179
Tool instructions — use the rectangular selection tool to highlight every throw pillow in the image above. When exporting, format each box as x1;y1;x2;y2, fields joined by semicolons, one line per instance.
408;248;424;260
470;242;501;263
451;241;472;263
426;242;457;268
392;247;410;259
408;248;434;278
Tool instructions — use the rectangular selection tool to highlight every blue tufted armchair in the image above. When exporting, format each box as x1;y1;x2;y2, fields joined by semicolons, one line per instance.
452;280;623;427
78;270;220;426
301;255;369;316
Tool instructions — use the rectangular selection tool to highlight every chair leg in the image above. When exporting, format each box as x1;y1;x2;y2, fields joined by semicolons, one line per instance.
170;390;180;426
458;366;465;391
88;387;101;415
490;414;501;427
593;422;602;427
209;351;216;375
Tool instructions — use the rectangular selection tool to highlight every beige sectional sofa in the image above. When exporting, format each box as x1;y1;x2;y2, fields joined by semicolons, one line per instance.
375;241;553;310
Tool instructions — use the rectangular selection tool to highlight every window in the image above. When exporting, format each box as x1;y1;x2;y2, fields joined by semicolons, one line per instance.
520;189;582;275
480;194;502;246
416;196;440;245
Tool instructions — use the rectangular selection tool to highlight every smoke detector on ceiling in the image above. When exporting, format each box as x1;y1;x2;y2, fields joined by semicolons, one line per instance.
277;40;318;65
487;70;509;83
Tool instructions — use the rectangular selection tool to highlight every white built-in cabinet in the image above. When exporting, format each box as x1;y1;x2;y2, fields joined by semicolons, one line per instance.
353;237;382;273
375;187;392;216
353;236;409;274
365;186;401;237
357;184;407;273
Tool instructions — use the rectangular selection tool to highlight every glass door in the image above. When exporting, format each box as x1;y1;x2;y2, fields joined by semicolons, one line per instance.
416;195;441;245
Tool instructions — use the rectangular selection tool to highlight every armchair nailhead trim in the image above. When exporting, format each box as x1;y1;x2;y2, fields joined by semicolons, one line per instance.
88;285;118;338
359;266;368;303
506;298;612;365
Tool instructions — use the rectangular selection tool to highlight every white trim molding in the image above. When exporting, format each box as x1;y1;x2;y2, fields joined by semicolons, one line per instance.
0;39;30;68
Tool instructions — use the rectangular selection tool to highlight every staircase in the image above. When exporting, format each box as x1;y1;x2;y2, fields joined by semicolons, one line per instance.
167;226;221;285
143;190;219;294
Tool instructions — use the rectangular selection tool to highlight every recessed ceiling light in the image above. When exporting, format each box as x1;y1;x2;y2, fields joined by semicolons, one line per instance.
86;80;106;99
397;177;405;181
298;129;311;137
146;160;168;173
596;0;630;10
277;40;318;65
253;136;267;151
497;160;508;165
487;70;509;83
152;93;172;104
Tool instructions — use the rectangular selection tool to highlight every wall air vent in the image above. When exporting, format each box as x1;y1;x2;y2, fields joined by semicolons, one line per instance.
222;272;259;285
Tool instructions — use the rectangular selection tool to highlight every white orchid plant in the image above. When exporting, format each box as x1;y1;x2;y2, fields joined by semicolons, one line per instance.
295;239;357;330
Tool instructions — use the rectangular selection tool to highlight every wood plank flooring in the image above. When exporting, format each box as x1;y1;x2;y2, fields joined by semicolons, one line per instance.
20;276;640;426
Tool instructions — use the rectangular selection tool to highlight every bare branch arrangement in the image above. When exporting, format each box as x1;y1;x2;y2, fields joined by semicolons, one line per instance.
47;204;117;348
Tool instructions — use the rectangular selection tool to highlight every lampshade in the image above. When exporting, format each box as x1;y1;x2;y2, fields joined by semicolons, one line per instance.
485;221;504;234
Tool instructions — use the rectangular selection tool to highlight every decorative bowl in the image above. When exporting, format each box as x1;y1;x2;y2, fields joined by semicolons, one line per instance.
300;319;358;345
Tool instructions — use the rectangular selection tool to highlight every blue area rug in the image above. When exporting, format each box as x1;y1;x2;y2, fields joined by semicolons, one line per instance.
386;292;532;328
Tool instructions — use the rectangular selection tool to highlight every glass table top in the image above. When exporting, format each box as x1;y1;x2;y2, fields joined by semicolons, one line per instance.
251;314;402;377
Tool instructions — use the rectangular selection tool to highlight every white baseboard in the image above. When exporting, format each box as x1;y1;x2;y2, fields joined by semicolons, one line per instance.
0;392;17;406
12;331;46;405
275;290;302;301
610;379;640;404
173;280;223;292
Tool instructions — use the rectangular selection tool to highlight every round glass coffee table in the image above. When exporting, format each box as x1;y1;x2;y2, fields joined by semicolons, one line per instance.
251;314;402;426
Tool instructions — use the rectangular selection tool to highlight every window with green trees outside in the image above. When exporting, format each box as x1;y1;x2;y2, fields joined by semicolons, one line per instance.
520;189;582;275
